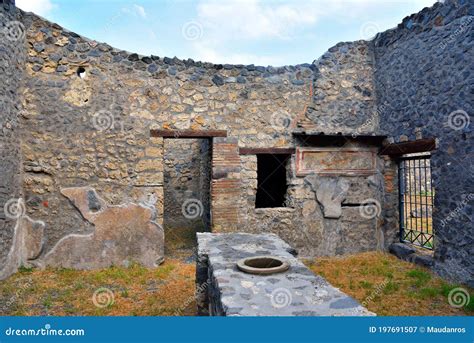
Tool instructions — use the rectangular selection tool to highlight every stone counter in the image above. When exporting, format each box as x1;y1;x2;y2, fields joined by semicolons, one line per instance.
196;232;375;316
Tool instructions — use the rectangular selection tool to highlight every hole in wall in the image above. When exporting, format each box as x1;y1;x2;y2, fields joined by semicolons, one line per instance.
341;203;365;207
77;67;86;79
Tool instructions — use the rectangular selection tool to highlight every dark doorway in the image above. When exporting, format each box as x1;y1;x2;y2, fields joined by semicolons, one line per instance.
256;154;290;208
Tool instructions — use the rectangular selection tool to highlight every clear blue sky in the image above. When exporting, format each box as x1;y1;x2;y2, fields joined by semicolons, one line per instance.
16;0;437;66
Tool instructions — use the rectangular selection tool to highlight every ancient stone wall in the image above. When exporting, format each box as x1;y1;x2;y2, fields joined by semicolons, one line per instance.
17;11;315;259
0;0;25;267
237;140;395;257
297;40;377;134
3;0;471;284
6;7;392;269
373;0;473;285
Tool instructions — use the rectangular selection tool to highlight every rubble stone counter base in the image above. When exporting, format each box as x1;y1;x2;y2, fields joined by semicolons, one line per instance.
196;233;375;316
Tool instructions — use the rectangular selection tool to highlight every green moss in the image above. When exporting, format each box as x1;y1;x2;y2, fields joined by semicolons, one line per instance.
438;284;474;313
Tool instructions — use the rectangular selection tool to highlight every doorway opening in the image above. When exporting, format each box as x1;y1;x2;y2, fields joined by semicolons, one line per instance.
398;154;434;250
163;138;212;259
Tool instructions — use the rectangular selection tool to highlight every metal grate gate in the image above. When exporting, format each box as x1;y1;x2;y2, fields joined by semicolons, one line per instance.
398;155;434;249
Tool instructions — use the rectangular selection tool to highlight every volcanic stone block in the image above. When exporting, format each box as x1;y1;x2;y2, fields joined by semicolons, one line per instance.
389;242;416;259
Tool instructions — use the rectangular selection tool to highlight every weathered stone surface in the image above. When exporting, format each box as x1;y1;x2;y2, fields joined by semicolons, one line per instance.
389;243;434;268
38;187;164;269
298;40;377;134
296;148;376;176
306;176;349;219
24;218;45;260
197;233;375;316
374;0;474;284
411;254;434;268
0;4;25;270
389;242;416;259
0;199;46;280
238;147;391;258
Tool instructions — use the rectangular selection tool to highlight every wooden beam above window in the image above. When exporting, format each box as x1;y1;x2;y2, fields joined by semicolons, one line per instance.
379;138;437;156
150;129;227;138
239;147;295;155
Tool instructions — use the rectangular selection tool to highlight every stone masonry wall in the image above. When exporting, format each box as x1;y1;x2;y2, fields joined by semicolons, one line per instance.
237;140;396;257
298;40;377;134
0;1;25;266
4;0;471;282
6;7;392;269
374;0;473;285
17;11;317;259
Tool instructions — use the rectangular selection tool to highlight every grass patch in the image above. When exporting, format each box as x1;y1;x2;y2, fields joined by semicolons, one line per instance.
419;287;438;299
2;252;472;316
359;280;373;289
465;297;474;312
305;252;473;316
0;259;196;316
383;280;400;294
406;269;431;286
18;266;34;274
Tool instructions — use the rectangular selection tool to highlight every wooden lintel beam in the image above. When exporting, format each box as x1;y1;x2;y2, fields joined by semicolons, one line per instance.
379;138;437;156
150;129;227;138
239;147;296;155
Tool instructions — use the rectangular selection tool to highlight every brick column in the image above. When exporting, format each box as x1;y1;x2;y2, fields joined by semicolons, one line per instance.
211;138;241;232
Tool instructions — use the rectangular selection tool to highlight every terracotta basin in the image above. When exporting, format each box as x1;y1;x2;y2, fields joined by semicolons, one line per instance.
236;255;290;275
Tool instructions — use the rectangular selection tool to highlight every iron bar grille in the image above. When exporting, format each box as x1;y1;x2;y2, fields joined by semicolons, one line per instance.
398;155;434;249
